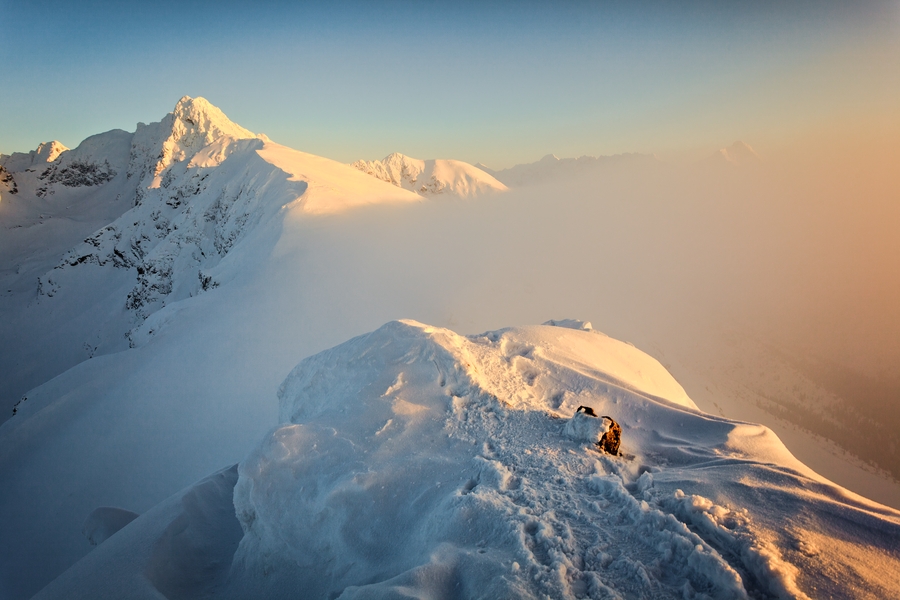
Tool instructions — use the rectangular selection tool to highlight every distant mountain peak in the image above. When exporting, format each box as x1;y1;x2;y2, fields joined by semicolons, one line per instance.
35;141;68;163
715;141;760;166
0;140;70;173
352;153;507;198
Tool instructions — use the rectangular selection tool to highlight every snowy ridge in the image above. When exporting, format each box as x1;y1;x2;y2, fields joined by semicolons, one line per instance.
1;141;71;197
34;320;900;599
222;320;899;599
34;130;132;198
352;152;508;198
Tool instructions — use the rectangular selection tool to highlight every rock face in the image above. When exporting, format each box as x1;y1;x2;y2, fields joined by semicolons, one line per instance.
0;164;17;195
352;152;508;198
33;131;130;199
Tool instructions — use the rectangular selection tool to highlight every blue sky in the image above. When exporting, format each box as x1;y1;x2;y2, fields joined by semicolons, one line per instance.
1;1;897;167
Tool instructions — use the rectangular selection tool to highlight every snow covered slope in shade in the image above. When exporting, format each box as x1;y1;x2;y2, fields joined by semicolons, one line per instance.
33;320;900;599
0;131;141;419
352;152;508;198
31;465;244;600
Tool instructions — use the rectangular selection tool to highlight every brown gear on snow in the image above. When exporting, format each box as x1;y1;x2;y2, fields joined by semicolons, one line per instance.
597;416;621;456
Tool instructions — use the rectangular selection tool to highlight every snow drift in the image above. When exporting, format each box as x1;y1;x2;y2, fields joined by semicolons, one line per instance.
35;319;900;599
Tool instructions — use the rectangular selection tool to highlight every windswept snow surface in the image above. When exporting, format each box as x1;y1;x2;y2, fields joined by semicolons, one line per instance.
352;152;508;198
36;320;900;599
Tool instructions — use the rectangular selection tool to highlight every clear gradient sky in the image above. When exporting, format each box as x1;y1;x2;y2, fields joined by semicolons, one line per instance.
1;1;898;167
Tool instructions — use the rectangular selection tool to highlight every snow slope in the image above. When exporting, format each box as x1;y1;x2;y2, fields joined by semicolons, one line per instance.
0;131;139;419
34;320;900;599
352;152;508;198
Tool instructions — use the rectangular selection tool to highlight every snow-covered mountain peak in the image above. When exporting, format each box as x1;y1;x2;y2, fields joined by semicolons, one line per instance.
0;140;70;173
352;152;508;198
714;141;760;166
130;96;256;186
171;96;254;142
23;97;422;348
34;140;68;163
